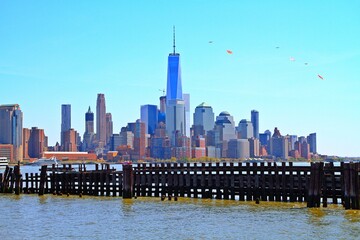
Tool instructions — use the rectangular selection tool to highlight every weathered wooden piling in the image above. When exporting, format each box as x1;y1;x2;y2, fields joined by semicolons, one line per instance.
123;164;133;198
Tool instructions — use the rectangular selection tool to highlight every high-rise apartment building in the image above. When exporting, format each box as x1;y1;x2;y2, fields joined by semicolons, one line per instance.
0;104;23;162
251;110;259;139
96;94;106;147
61;104;71;150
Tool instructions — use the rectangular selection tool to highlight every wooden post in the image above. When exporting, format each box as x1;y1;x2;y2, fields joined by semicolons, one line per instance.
123;164;133;198
38;165;47;195
14;163;22;195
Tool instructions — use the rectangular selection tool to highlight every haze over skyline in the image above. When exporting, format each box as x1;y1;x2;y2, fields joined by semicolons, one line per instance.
1;1;359;157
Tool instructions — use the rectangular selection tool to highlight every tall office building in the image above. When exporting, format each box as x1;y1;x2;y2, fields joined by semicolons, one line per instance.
141;104;158;135
28;127;45;158
61;104;71;150
238;119;254;139
23;128;31;159
83;106;94;151
63;128;77;152
227;139;250;159
183;93;191;138
251;110;259;139
193;102;214;137
270;128;289;159
106;113;113;146
165;27;187;145
307;133;317;153
133;119;146;160
215;111;236;141
96;94;106;146
0;104;23;162
158;96;166;123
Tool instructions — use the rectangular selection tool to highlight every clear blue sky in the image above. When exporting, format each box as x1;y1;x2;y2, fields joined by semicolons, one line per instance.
1;1;359;157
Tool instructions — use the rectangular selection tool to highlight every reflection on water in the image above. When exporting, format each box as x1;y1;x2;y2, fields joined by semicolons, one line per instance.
0;194;359;239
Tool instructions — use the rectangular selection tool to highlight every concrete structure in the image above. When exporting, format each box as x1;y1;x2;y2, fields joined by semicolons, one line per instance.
120;127;134;149
270;128;289;159
166;99;186;146
132;120;146;160
110;134;121;151
0;104;23;162
251;110;259;139
141;104;158;135
183;93;191;138
96;93;106;147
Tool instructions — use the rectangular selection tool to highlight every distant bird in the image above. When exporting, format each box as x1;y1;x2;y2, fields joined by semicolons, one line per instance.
208;41;213;43
226;50;233;54
318;74;324;80
276;46;280;49
289;57;295;62
304;63;308;65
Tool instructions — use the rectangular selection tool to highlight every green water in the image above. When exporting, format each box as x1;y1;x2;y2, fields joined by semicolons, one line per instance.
0;194;359;239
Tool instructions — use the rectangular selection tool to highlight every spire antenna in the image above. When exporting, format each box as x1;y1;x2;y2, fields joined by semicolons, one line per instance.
173;25;176;54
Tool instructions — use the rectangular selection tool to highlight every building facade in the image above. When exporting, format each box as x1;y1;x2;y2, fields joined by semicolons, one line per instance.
96;93;106;147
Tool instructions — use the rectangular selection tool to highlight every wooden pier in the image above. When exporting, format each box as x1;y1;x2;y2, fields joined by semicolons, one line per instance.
0;162;359;209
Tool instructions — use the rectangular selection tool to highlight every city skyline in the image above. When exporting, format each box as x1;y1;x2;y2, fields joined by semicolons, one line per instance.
1;1;359;157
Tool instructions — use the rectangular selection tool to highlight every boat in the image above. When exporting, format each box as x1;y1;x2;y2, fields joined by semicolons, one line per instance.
31;156;59;166
0;157;9;167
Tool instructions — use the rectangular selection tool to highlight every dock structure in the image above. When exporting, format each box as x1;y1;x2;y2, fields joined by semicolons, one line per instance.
0;162;359;209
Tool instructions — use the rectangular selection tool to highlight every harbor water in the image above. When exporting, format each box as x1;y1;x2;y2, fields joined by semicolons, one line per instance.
0;164;359;239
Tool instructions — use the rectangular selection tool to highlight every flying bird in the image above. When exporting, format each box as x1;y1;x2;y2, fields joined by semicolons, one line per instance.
226;50;233;54
318;74;324;80
208;41;213;43
304;63;308;65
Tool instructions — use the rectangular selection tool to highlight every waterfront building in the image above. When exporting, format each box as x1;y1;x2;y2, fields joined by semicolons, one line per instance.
83;107;95;151
63;128;77;152
28;127;46;159
96;93;106;147
0;144;13;162
23;128;31;159
42;151;97;161
227;139;250;159
141;104;158;135
237;119;254;139
193;102;214;137
251;110;259;139
0;104;23;162
106;113;113;146
61;104;71;150
307;133;317;153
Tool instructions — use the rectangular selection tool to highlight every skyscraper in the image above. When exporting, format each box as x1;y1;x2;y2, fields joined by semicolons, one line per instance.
106;113;113;146
251;110;259;139
96;93;106;146
141;104;158;135
28;127;45;158
61;104;71;149
307;133;317;153
238;119;254;139
83;106;94;151
165;27;187;145
193;102;214;137
0;104;23;162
